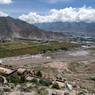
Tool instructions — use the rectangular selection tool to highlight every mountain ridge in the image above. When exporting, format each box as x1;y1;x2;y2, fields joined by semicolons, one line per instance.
0;16;64;41
35;22;95;37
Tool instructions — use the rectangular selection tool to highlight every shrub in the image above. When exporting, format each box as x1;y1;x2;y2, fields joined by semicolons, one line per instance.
89;77;95;81
7;74;26;85
20;75;26;83
52;83;60;89
31;78;38;84
39;79;52;86
36;71;42;77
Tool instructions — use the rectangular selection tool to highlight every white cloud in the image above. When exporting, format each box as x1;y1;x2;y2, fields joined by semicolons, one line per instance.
0;0;12;4
19;7;95;24
0;11;8;17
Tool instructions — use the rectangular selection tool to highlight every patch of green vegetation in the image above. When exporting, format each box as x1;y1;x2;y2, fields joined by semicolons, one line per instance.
39;79;52;86
7;74;26;85
0;41;79;58
31;78;39;85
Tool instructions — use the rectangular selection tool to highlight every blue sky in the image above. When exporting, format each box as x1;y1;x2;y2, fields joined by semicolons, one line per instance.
0;0;95;17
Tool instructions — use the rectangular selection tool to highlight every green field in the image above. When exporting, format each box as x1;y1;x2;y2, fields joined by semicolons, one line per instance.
0;41;79;58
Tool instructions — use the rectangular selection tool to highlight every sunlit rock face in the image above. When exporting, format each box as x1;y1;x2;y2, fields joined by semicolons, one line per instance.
0;16;64;41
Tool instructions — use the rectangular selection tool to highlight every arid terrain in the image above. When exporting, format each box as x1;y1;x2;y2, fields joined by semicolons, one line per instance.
0;42;95;95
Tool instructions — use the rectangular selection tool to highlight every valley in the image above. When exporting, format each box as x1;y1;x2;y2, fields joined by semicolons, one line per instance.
0;0;95;95
0;19;95;94
0;39;95;95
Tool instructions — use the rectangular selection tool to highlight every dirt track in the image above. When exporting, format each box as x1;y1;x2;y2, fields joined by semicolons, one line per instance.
1;54;52;66
1;48;95;68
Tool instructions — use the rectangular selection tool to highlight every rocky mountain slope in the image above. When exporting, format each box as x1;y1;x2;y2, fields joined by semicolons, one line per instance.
0;17;64;41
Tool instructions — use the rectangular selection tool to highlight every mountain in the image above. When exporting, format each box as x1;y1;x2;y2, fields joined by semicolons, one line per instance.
35;22;95;37
0;17;64;41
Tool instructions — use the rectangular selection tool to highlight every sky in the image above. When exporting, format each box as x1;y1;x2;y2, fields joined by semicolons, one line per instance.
0;0;95;23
